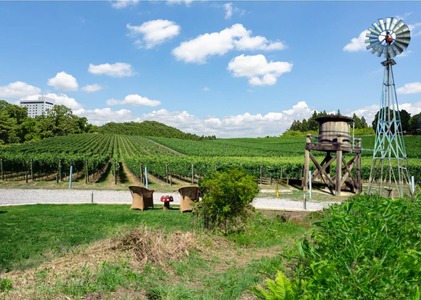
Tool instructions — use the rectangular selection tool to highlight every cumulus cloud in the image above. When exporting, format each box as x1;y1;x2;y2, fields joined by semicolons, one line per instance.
397;82;421;94
111;0;140;9
75;107;134;126
343;30;369;52
125;101;313;138
227;54;293;86
127;19;180;48
88;62;134;77
0;81;41;99
106;94;161;107
47;71;78;91
172;23;285;63
82;84;104;93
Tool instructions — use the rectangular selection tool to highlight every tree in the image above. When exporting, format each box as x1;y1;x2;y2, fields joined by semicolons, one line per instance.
400;109;411;133
409;112;421;135
0;100;28;144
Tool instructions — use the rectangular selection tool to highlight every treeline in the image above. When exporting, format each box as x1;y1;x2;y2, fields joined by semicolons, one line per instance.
0;100;215;145
98;121;216;141
283;111;371;136
0;100;93;144
284;109;421;136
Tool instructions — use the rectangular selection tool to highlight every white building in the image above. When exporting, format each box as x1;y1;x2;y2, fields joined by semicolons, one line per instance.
20;96;55;118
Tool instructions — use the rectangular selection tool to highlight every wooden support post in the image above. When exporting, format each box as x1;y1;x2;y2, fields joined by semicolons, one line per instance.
335;136;343;196
191;163;194;184
0;158;3;181
303;152;309;191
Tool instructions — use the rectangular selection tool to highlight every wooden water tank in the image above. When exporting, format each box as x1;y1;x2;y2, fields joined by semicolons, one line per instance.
316;115;352;145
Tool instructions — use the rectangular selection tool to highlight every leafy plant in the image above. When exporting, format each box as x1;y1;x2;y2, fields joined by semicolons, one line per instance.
294;194;421;299
195;167;259;234
0;278;12;293
254;271;295;300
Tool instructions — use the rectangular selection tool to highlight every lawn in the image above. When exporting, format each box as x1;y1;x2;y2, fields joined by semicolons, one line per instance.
0;204;308;299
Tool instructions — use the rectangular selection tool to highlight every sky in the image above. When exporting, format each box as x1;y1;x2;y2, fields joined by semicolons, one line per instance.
0;0;420;138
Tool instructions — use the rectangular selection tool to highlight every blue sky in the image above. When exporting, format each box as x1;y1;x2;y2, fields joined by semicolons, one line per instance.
0;0;420;138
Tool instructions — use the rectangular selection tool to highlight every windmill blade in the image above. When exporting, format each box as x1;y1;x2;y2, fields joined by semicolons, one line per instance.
395;24;410;35
368;27;381;35
370;43;382;52
391;43;404;55
367;32;381;39
395;37;410;45
367;38;380;47
394;40;410;50
385;17;392;30
394;19;404;31
389;18;398;31
373;22;382;33
379;18;386;31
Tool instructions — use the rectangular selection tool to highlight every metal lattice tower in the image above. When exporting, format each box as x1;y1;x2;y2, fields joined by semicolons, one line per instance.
365;17;412;197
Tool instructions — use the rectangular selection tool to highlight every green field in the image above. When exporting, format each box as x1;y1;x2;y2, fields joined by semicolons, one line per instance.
1;134;420;185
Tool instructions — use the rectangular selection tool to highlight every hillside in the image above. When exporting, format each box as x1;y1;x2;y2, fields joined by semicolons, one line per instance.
98;121;215;140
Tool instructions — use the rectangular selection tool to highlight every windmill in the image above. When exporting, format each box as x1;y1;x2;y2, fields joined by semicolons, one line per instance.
365;17;412;197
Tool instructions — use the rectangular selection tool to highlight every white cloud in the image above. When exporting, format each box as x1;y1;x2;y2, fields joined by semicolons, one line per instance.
166;0;193;5
172;23;285;64
126;101;313;138
75;107;134;126
227;54;293;86
82;84;104;93
224;3;233;19
24;93;83;110
111;0;140;9
409;22;421;37
88;62;134;77
106;94;161;107
397;82;421;94
127;19;180;48
0;81;41;99
343;30;369;52
47;71;78;91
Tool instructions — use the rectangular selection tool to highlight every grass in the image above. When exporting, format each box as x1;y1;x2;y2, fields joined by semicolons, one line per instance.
0;204;308;299
0;204;194;272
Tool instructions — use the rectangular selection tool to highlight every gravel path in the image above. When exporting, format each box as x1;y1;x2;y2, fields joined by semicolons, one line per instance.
0;188;338;211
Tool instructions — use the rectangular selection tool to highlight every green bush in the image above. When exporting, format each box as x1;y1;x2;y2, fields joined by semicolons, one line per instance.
295;194;421;299
195;167;259;234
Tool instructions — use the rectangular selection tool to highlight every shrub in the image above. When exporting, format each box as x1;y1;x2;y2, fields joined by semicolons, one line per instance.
195;167;259;234
296;194;421;299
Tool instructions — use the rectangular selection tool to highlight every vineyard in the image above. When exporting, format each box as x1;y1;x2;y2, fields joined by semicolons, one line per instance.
1;134;420;186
